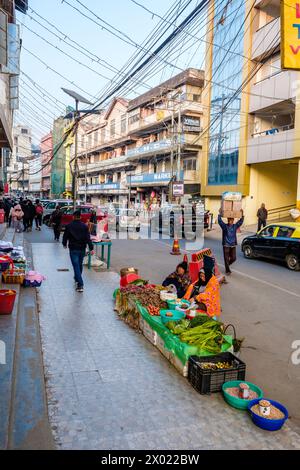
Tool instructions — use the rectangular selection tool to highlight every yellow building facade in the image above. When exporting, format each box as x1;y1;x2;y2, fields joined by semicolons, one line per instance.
64;122;75;198
201;0;300;225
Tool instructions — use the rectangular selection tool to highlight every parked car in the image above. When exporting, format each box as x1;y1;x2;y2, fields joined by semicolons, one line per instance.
60;205;106;229
150;203;205;238
40;199;52;207
241;222;300;271
43;200;73;225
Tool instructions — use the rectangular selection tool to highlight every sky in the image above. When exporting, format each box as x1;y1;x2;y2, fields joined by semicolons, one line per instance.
15;0;207;143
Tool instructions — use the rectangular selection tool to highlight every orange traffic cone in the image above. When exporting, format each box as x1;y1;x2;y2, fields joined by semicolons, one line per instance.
171;238;181;255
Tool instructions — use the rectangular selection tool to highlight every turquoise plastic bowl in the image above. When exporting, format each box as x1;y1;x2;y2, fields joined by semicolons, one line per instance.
167;299;190;310
160;309;185;325
222;381;264;410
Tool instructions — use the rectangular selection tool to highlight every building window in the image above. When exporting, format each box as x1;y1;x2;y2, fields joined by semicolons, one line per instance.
128;110;140;125
183;158;197;171
0;9;8;67
110;119;116;138
121;114;127;134
101;127;106;143
193;94;201;102
21;128;28;135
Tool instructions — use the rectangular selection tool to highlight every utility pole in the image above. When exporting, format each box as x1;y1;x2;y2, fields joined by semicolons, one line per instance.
128;173;132;208
72;98;79;211
61;88;92;211
22;160;25;196
169;105;175;203
177;94;182;181
85;150;88;204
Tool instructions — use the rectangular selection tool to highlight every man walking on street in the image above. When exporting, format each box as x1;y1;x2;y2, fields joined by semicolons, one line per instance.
50;205;62;242
63;210;94;293
218;209;244;275
257;203;268;232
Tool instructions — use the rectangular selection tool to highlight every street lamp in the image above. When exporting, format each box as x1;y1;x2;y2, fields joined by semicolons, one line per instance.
61;88;92;210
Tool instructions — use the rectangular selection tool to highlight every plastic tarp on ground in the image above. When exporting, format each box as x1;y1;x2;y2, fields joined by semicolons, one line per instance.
135;303;232;365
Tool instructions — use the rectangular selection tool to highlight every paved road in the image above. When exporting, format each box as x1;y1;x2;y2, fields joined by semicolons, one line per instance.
26;225;300;427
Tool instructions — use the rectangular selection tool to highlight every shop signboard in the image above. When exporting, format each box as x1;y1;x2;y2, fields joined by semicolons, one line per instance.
172;181;185;197
78;183;121;191
281;1;300;69
127;171;184;185
127;137;185;158
182;116;201;132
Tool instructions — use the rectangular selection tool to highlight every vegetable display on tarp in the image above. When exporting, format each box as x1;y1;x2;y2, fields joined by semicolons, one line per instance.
114;284;167;329
136;303;232;365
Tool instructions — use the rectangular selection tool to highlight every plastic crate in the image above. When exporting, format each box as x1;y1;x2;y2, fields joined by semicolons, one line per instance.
2;267;25;285
188;352;246;395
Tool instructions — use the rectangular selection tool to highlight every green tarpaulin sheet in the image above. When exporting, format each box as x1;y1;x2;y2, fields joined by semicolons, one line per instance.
136;303;232;365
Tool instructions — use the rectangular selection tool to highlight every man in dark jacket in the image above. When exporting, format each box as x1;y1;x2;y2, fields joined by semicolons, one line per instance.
50;206;63;242
257;203;268;232
218;209;244;275
27;200;36;231
22;200;31;232
63;210;94;292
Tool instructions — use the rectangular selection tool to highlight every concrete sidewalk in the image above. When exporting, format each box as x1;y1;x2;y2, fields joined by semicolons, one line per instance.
0;228;53;450
32;242;300;450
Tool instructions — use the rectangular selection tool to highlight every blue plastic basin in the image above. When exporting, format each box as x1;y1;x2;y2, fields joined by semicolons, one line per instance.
247;398;288;431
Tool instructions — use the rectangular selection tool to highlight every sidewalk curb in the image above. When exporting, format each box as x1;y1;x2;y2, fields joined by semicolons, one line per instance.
7;239;55;450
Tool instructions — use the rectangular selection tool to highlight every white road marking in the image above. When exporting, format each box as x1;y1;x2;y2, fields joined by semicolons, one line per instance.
218;263;300;299
152;238;300;299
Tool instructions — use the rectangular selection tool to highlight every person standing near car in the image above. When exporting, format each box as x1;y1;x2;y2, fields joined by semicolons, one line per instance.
257;203;268;232
35;199;44;231
218;209;244;275
50;205;62;242
62;210;94;293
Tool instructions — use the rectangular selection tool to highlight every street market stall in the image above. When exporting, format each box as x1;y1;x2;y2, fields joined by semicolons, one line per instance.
113;256;289;432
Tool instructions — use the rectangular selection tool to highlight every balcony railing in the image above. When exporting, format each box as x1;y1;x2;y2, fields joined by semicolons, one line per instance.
251;123;294;138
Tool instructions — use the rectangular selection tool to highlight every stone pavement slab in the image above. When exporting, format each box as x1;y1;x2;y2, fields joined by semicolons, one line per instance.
32;242;300;450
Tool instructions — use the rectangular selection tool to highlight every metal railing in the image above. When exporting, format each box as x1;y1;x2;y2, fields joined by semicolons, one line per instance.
251;123;294;138
267;204;295;222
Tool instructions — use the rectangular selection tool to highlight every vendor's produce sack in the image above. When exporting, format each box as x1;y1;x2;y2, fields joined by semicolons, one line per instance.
289;208;300;220
120;267;139;277
83;255;104;267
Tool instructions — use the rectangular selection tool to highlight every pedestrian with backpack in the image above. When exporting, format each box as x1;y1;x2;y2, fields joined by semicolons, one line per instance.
35;199;44;231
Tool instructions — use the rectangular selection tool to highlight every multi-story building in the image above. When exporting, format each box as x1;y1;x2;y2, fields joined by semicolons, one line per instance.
28;146;41;197
0;0;28;191
41;132;52;197
7;124;32;193
51;117;67;198
202;0;300;224
77;69;204;206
